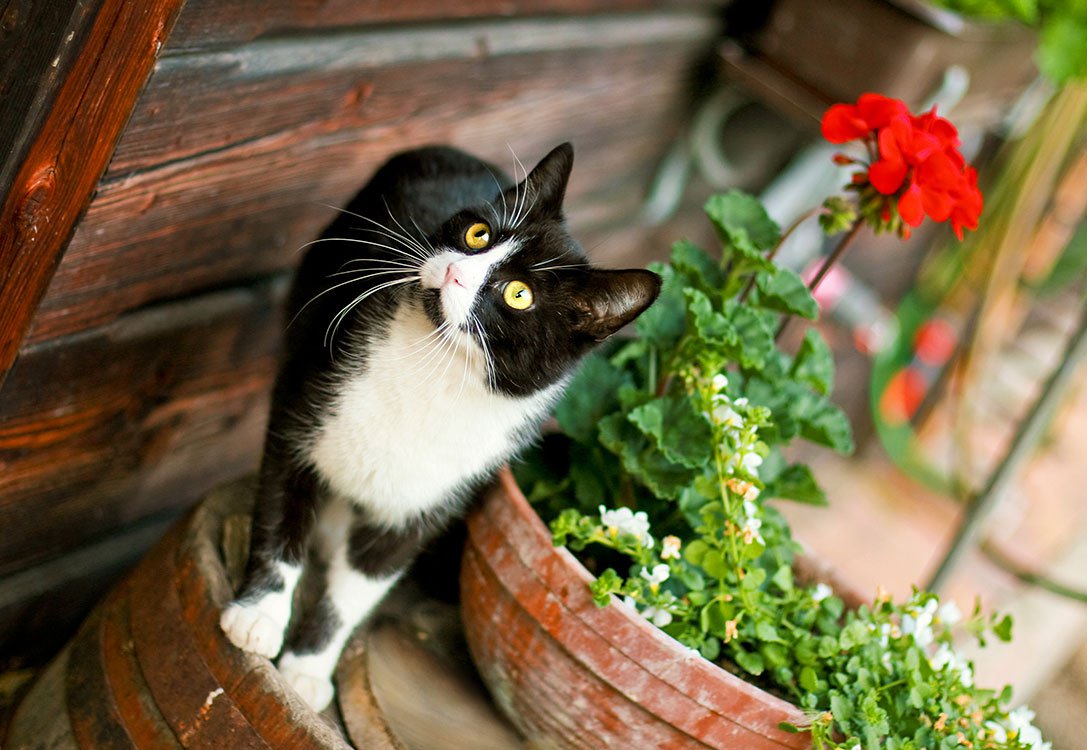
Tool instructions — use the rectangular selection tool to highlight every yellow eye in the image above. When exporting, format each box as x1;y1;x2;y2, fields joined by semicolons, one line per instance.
465;222;490;250
502;280;534;310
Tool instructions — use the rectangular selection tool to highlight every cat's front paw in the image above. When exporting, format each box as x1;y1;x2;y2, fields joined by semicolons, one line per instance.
278;656;335;711
220;601;286;658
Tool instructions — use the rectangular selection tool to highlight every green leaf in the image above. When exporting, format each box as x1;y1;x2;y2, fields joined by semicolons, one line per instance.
555;355;629;443
771;564;794;593
598;413;694;500
670;239;725;291
1037;12;1087;83
627;395;714;470
704;191;781;262
754;266;819;320
734;649;765;676
635;262;687;349
755;621;786;644
684;288;738;347
700;599;729;635
589;568;623;606
762;463;828;506
724;300;775;371
778;722;801;734
741;567;767;591
839;620;871;651
701;549;729;579
992;614;1014;642
830;692;854;723
791;329;835;396
683;539;710;566
799;666;819;693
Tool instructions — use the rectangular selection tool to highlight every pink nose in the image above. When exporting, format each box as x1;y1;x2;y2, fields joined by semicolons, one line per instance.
444;262;466;288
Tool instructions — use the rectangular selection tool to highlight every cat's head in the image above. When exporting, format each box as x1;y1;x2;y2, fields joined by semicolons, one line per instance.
417;143;660;397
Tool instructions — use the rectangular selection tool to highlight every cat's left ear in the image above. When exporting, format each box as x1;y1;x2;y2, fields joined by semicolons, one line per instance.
572;268;662;342
522;143;574;218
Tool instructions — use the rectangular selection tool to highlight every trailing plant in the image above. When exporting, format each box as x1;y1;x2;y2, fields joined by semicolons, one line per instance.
517;95;1049;749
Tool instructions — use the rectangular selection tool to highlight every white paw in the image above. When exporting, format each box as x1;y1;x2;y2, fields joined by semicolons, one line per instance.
279;659;335;711
220;601;286;658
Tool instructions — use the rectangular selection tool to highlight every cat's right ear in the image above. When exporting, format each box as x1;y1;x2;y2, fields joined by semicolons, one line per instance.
571;268;661;342
510;143;573;220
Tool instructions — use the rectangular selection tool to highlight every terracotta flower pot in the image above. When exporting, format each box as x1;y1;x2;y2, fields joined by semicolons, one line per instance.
460;466;814;749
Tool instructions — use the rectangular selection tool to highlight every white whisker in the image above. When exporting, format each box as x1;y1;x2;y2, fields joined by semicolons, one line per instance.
316;202;429;262
532;262;588;273
325;278;413;352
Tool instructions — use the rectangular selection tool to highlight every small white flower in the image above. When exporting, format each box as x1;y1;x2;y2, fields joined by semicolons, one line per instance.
985;721;1008;743
902;599;938;648
599;506;653;548
929;644;973;687
740;517;763;545
661;535;682;560
640;564;670;586
713;404;744;428
937;600;962;626
712;374;729;392
743;484;760;501
742;499;759;519
740;451;763;476
640;605;673;627
811;583;833;602
734;397;749;407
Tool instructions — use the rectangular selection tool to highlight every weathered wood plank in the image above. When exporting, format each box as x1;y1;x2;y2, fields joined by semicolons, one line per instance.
27;27;708;344
108;14;714;178
167;0;719;51
0;279;285;577
0;0;185;390
0;516;174;672
0;0;96;199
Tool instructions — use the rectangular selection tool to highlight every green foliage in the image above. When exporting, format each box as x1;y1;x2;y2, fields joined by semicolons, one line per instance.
517;191;1042;750
928;0;1087;82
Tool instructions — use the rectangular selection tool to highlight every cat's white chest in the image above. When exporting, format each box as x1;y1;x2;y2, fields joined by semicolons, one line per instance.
309;304;554;525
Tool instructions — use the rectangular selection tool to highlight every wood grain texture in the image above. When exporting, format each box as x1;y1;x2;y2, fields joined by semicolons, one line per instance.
27;14;714;344
0;0;185;389
65;605;137;749
0;279;284;576
174;480;354;748
99;587;183;749
0;0;96;198
127;527;271;749
461;468;810;749
0;515;174;672
168;0;720;50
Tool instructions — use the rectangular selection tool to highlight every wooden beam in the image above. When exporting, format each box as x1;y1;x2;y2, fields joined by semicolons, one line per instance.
0;0;185;390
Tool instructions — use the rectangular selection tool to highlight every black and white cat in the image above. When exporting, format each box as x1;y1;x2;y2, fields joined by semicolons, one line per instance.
220;143;660;710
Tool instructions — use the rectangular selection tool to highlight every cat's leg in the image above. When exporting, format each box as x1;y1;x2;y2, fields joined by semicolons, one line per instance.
220;449;320;659
277;505;429;711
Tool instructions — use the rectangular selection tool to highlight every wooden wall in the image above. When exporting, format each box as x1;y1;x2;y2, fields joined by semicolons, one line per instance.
0;0;721;667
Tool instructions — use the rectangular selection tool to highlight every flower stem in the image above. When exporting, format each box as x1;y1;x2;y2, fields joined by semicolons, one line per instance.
738;206;823;303
775;218;866;341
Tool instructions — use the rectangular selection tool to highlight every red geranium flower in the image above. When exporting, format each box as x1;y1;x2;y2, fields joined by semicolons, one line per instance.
822;94;983;240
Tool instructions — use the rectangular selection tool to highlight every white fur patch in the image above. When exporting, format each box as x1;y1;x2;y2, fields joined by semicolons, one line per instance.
419;239;519;328
278;545;400;711
220;561;302;658
309;302;559;525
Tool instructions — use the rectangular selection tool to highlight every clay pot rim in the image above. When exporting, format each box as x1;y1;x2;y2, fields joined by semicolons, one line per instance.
485;464;811;727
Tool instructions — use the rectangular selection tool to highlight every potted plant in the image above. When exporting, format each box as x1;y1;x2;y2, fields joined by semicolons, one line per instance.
460;94;1052;749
